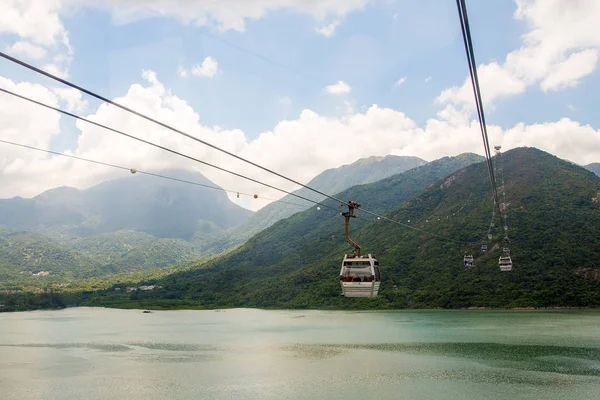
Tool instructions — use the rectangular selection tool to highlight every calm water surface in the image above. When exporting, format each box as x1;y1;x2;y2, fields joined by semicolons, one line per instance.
1;308;599;399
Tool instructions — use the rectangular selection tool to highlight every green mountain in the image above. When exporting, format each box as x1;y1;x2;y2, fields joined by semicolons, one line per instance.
0;227;100;283
0;170;253;281
0;226;204;287
191;155;427;254
79;152;492;308
0;157;432;283
83;148;600;310
586;163;600;177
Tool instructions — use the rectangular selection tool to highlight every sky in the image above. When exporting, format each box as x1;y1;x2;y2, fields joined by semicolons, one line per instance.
0;0;599;211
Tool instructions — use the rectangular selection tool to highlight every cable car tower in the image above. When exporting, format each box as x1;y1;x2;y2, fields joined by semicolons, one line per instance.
495;146;513;271
339;201;381;297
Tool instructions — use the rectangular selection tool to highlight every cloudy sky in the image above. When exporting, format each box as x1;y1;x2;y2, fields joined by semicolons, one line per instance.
0;0;599;210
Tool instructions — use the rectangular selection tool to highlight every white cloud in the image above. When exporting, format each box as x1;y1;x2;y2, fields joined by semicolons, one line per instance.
67;0;370;32
567;104;577;112
5;40;47;60
315;20;341;37
438;0;600;110
2;72;599;210
179;57;219;79
178;66;188;78
42;64;69;79
395;77;407;86
425;76;432;83
325;80;351;95
0;0;69;48
1;1;73;80
0;76;63;196
52;87;87;113
540;49;598;91
437;61;527;110
191;57;219;78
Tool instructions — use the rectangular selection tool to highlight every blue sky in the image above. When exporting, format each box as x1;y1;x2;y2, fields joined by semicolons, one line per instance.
1;0;589;143
0;0;599;203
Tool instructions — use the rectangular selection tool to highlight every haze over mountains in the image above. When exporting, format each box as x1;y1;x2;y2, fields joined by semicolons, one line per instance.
0;170;252;238
0;154;432;282
586;163;600;177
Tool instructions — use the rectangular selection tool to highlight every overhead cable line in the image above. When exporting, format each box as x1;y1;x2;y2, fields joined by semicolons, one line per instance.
2;136;461;245
1;88;465;246
0;87;337;213
0;51;350;208
0;54;469;246
357;210;462;245
0;138;314;209
455;0;501;211
201;32;325;85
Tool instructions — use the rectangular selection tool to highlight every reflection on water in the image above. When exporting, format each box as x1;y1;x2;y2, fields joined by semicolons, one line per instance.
281;342;600;377
1;308;599;400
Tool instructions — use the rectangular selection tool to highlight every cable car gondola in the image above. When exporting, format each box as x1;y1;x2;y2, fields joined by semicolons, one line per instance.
499;256;513;271
339;201;380;297
499;248;512;271
481;244;487;252
464;255;474;267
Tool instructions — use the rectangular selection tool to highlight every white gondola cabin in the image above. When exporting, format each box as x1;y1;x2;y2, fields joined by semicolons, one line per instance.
499;256;513;271
464;255;474;267
339;254;381;297
499;247;512;271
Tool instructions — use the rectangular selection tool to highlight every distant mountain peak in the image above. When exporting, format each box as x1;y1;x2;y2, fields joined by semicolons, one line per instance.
585;162;600;177
34;186;81;201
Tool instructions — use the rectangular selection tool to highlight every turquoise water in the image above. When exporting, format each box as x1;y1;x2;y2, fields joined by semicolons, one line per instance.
0;308;599;399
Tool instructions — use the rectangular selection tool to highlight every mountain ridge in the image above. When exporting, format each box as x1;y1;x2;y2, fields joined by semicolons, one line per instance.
83;147;600;309
191;154;429;254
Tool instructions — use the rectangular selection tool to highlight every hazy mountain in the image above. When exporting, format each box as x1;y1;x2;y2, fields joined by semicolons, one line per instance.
105;148;600;309
192;155;428;254
0;170;253;240
0;170;252;281
586;163;600;176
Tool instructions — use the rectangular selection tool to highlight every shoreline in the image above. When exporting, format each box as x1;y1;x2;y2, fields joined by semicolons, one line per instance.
2;304;599;313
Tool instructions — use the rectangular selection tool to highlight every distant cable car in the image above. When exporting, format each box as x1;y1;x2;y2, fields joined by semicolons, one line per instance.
499;256;513;271
481;244;487;252
253;194;258;199
339;201;380;298
464;255;474;267
130;168;137;174
236;192;240;198
499;247;512;271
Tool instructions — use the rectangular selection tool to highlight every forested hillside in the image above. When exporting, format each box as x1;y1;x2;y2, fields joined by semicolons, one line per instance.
79;148;600;310
191;155;427;255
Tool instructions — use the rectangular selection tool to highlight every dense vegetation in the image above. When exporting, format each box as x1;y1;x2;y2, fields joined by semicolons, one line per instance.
183;154;428;255
0;157;429;283
4;148;598;312
72;148;600;310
